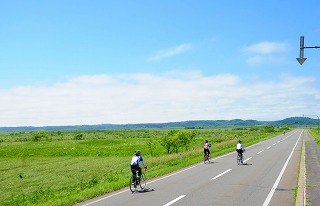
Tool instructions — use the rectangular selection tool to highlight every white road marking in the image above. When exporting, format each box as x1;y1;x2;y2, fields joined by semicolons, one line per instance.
211;169;232;180
243;157;252;163
163;195;186;206
257;150;264;154
266;146;271;149
262;131;302;206
273;143;276;145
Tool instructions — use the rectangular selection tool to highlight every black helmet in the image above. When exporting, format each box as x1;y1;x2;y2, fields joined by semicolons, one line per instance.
205;140;208;143
135;150;141;156
238;140;242;143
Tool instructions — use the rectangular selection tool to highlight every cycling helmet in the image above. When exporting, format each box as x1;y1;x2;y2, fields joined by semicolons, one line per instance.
135;150;141;156
205;140;208;143
238;140;242;143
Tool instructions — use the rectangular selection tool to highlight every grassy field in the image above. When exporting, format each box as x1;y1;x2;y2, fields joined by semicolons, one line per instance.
0;127;288;205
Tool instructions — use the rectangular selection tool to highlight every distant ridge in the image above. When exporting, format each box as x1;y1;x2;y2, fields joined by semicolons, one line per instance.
0;117;318;132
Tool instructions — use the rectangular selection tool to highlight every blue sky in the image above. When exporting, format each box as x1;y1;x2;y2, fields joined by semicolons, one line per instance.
1;1;320;126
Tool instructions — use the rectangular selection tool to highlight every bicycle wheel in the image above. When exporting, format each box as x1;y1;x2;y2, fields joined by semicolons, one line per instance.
129;175;136;193
237;154;241;165
204;155;208;164
139;172;146;190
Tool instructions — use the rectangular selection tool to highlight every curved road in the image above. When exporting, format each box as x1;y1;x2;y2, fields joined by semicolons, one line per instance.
77;130;303;206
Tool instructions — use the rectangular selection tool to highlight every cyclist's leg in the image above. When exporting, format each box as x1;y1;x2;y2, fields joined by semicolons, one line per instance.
130;165;135;176
137;166;142;179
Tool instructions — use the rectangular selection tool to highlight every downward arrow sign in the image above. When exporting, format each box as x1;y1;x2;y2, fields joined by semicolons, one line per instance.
296;57;307;65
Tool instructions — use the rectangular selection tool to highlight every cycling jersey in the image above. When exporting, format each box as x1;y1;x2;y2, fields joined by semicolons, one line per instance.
131;155;145;167
236;143;244;150
204;142;210;149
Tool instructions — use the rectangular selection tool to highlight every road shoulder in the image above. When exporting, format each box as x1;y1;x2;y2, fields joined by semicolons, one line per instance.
304;130;320;205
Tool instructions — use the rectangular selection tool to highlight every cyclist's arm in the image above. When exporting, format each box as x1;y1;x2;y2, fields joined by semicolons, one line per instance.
140;157;147;169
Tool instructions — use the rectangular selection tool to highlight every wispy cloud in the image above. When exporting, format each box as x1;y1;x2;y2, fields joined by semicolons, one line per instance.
243;41;289;65
149;44;192;61
0;71;318;127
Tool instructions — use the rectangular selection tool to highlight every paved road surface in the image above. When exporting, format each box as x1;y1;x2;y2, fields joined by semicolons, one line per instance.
77;130;303;206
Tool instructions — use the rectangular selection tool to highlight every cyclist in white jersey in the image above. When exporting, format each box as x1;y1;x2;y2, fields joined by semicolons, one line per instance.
203;140;211;158
236;140;245;163
130;150;147;180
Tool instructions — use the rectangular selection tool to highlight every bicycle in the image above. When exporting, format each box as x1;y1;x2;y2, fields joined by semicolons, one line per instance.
237;152;244;165
129;169;146;193
204;151;210;164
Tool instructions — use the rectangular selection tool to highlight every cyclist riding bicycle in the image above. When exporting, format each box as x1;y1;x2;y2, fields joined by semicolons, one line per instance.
130;150;147;181
203;140;211;158
236;140;245;163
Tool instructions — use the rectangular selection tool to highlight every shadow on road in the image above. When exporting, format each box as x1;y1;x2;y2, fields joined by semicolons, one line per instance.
135;188;155;193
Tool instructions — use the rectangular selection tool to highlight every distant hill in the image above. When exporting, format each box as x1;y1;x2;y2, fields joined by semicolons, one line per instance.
0;117;318;132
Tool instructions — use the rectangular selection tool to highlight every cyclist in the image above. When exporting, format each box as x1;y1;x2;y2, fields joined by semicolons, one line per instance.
203;140;211;159
236;140;245;163
130;150;147;181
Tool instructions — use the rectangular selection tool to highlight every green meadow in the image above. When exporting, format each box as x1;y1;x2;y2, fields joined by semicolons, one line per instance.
0;127;288;206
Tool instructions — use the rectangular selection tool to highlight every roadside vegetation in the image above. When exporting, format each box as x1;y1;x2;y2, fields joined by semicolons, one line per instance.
309;128;320;146
0;126;289;205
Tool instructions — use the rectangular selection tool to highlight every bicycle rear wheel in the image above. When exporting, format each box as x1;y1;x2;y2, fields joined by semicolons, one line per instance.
237;154;241;165
139;173;146;190
129;175;136;193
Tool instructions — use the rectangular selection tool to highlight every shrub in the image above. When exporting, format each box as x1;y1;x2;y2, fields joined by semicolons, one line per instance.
31;131;48;142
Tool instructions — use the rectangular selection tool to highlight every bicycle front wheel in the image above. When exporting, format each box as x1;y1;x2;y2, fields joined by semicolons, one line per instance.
139;173;146;190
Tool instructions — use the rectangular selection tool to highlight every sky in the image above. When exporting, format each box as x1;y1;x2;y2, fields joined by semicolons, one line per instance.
1;0;320;127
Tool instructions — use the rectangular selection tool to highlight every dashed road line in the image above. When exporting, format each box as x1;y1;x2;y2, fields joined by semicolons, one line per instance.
244;157;252;163
211;169;232;180
257;150;264;154
163;195;186;206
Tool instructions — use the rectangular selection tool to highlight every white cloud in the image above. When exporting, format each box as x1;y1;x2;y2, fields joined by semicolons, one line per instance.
0;72;319;126
244;42;287;54
149;44;192;61
243;41;288;66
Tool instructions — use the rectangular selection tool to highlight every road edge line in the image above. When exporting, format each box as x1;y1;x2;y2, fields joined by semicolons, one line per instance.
296;130;305;205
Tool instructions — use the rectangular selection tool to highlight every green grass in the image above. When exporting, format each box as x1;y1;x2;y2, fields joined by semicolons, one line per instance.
309;128;320;146
0;127;286;205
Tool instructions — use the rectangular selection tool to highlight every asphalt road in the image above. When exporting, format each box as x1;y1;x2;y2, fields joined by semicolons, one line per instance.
77;130;303;206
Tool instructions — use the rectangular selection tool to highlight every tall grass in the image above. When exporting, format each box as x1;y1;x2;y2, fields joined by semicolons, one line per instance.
0;127;285;205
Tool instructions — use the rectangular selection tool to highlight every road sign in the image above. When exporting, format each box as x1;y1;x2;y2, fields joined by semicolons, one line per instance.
297;36;319;65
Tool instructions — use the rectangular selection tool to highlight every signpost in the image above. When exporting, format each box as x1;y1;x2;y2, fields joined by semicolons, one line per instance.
296;36;320;65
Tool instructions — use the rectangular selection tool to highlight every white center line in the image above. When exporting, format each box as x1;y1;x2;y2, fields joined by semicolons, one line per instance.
243;157;252;163
273;143;276;145
163;195;186;206
266;146;271;149
211;169;232;180
257;150;264;154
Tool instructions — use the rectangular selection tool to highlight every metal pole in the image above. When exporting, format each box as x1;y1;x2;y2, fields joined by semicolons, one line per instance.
302;114;319;133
